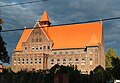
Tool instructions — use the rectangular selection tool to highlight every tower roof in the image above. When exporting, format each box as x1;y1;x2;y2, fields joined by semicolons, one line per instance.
40;10;50;22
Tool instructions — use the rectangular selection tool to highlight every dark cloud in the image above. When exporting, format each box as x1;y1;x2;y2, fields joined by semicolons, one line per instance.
0;0;120;61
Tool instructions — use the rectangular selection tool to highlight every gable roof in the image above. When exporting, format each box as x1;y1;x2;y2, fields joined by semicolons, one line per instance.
46;22;102;49
15;21;102;51
15;29;32;51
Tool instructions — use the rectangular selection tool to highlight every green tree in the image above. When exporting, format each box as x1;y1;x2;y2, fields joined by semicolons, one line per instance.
106;48;117;68
0;19;9;63
111;57;120;79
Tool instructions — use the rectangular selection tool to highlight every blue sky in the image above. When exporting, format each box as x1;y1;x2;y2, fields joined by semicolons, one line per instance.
0;0;120;62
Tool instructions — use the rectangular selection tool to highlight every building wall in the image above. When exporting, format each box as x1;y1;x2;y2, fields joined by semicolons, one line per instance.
12;46;105;74
12;27;105;74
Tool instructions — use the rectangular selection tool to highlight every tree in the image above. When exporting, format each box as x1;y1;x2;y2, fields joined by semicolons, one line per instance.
106;48;117;68
111;57;120;79
0;19;9;63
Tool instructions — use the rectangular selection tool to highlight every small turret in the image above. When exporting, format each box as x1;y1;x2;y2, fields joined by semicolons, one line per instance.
39;10;51;27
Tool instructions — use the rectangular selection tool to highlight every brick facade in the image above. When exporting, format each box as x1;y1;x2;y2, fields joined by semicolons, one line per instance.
12;11;105;74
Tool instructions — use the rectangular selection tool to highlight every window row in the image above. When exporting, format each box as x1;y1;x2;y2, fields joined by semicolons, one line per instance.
50;58;93;65
13;58;42;65
53;51;80;55
24;46;50;51
53;51;94;55
31;38;42;43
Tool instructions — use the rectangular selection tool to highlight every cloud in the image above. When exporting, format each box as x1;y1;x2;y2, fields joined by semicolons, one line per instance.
1;0;120;60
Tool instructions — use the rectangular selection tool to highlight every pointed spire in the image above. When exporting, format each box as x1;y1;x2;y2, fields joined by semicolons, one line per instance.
40;10;50;22
87;33;99;46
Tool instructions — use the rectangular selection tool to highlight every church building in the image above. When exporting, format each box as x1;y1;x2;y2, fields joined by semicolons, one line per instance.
12;10;105;74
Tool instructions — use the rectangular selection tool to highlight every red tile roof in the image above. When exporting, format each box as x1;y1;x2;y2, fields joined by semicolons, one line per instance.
15;29;32;51
14;11;103;51
40;10;50;22
46;22;102;49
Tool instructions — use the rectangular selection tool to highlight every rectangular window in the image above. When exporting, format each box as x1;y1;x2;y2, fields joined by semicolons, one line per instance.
36;38;38;42
65;52;68;54
22;59;24;64
14;58;16;62
43;46;46;50
75;59;79;62
90;58;93;62
57;59;60;64
34;58;37;64
36;47;38;51
32;47;34;51
90;58;93;65
18;58;20;64
32;39;34;43
25;47;27;51
59;52;62;55
39;38;42;42
69;58;72;64
71;51;74;54
48;46;50;49
63;59;66;64
30;58;33;64
39;58;41;64
26;58;28;64
54;52;57;55
34;32;38;35
82;58;85;62
40;47;42;50
51;59;54;64
90;49;93;54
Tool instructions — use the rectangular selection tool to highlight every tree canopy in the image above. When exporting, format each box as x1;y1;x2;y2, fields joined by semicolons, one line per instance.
0;21;10;63
105;48;117;68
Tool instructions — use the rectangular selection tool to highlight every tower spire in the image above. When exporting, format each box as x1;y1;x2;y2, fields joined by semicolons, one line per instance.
39;10;51;27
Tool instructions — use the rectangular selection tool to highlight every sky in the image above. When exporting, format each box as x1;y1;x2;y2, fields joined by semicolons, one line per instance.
0;0;120;63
